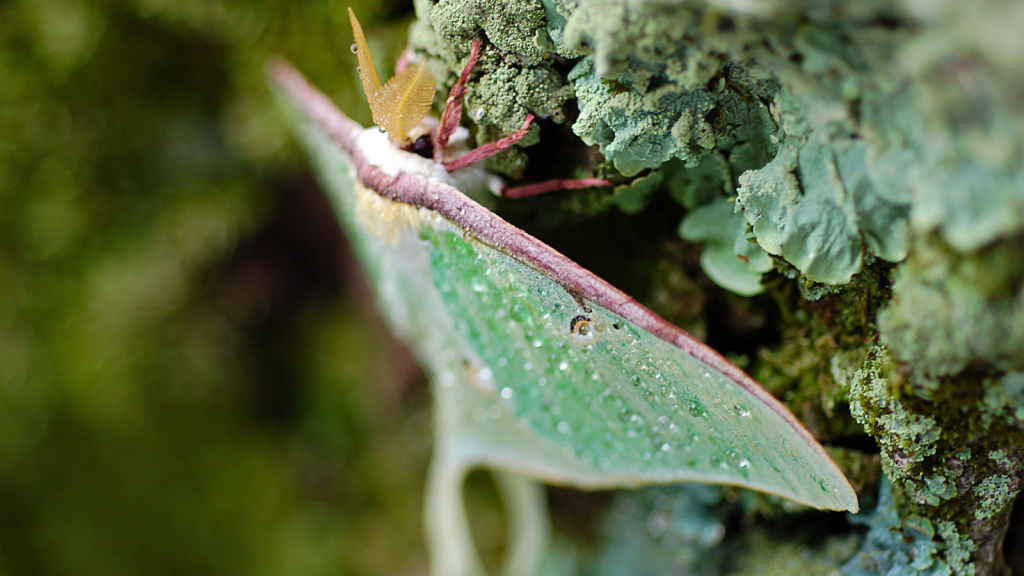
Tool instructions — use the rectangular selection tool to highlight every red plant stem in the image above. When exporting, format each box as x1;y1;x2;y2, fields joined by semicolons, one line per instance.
501;178;612;199
435;39;482;158
444;114;534;173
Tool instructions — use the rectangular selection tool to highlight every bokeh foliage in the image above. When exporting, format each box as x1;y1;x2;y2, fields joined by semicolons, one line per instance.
0;0;436;574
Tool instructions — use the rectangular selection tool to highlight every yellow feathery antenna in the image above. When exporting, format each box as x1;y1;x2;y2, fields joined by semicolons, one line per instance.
375;63;436;143
348;7;381;96
348;8;436;144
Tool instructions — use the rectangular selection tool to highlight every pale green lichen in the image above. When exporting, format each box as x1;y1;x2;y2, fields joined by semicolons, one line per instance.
679;198;772;297
981;372;1024;426
878;236;1024;377
934;521;978;576
848;349;940;467
844;480;979;576
734;82;911;285
609;170;662;215
568;56;724;177
558;0;781;177
888;2;1024;254
844;481;951;576
971;475;1018;521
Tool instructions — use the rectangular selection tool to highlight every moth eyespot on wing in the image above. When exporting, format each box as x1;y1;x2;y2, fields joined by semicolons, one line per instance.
570;314;605;345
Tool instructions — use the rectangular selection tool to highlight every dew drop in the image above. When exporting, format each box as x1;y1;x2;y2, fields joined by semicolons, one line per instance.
356;66;362;73
501;387;513;399
350;43;358;53
819;478;830;492
653;435;669;452
524;362;533;371
479;367;492;381
688;400;707;418
559;360;569;371
734;404;751;418
538;377;547;386
557;421;570;433
725;448;746;468
497;357;508;367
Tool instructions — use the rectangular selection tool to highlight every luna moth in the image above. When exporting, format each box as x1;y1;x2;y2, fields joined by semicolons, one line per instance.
270;13;857;575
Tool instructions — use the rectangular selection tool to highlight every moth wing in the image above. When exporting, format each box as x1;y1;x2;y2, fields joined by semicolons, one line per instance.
421;226;858;512
276;66;856;512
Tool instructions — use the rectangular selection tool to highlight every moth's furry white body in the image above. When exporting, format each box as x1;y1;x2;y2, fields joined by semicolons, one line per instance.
357;125;502;199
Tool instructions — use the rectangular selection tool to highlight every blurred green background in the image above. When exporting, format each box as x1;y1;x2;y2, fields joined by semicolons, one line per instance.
0;0;450;573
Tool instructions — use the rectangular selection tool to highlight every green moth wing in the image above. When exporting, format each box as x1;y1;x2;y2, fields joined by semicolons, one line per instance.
270;60;857;576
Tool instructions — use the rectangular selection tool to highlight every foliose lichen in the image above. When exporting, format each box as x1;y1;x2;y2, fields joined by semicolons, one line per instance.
734;83;912;285
679;198;772;297
843;479;977;576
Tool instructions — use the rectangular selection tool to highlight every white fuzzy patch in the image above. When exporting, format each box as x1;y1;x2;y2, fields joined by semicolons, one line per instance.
357;128;454;183
356;125;505;201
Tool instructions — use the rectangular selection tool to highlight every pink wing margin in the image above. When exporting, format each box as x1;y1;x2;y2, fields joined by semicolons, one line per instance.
268;59;858;512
